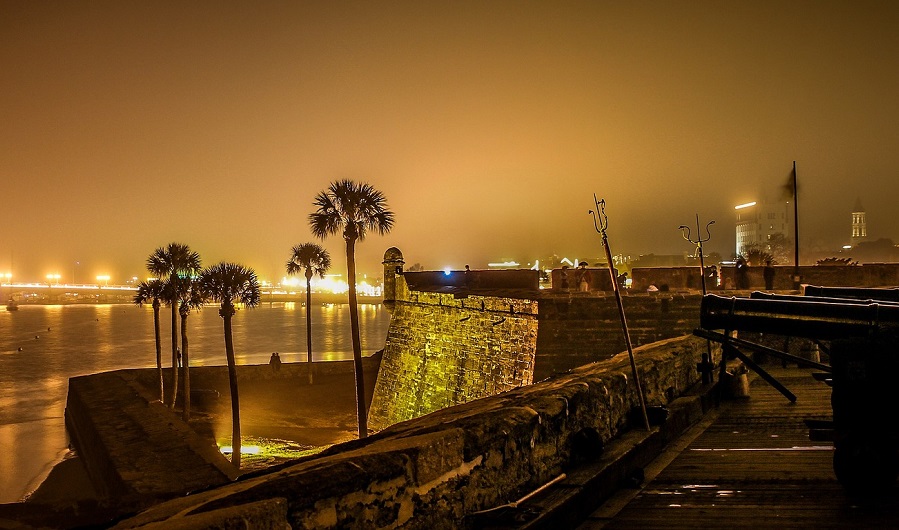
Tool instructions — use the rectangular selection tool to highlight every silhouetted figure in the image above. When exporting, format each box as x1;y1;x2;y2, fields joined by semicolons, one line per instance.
735;258;750;289
575;261;592;292
559;265;570;290
617;272;628;289
764;260;775;290
270;352;282;373
707;265;719;289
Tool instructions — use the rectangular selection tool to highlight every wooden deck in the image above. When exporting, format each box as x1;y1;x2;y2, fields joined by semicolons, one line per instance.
578;365;899;528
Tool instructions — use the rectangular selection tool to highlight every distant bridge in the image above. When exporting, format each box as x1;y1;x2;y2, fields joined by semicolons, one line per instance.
2;283;381;305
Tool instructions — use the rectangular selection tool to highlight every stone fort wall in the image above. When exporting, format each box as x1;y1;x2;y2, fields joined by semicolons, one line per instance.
369;248;702;432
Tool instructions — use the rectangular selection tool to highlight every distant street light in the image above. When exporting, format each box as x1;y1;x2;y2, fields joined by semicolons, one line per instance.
46;273;61;285
96;275;110;286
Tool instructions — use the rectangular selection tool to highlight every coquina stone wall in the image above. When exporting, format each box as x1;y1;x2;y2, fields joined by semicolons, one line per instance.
369;289;539;431
369;248;703;433
630;263;899;292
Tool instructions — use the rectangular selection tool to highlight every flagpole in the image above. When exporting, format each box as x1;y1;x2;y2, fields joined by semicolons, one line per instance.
792;160;800;289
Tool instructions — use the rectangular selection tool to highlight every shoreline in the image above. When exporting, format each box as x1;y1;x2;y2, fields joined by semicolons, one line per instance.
19;447;71;503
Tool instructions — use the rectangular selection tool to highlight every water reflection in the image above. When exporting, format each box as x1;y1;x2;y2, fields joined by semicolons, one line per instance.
0;302;389;503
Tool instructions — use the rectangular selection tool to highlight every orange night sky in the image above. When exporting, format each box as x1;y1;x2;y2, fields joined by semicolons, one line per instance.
2;1;898;282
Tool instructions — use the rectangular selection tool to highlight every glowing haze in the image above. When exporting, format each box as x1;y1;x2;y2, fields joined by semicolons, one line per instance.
3;1;898;283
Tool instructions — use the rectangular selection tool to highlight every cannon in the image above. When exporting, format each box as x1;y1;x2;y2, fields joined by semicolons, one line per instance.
697;293;899;492
803;284;899;302
750;290;899;307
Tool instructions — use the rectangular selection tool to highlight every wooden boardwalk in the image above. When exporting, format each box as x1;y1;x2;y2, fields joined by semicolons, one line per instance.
578;365;899;529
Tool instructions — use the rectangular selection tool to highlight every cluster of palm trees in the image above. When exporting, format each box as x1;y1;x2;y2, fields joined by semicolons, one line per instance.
133;180;394;467
133;243;260;467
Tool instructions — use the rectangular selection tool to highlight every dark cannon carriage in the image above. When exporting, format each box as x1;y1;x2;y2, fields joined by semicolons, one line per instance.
694;290;899;492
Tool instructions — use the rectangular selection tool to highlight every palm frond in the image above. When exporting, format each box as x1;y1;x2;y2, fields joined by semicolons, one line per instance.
309;179;394;243
200;262;261;308
287;243;332;278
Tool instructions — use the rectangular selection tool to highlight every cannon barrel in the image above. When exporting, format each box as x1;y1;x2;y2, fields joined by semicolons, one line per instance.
803;285;899;302
749;290;899;307
700;293;899;339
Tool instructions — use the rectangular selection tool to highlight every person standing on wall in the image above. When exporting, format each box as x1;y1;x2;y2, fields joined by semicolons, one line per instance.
763;260;775;290
735;257;750;289
559;265;570;291
575;261;592;292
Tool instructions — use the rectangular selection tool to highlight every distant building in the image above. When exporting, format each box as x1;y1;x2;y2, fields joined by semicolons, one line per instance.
850;197;867;247
734;199;793;256
630;253;689;268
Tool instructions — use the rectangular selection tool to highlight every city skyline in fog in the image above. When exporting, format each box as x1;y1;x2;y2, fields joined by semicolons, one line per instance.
3;1;899;282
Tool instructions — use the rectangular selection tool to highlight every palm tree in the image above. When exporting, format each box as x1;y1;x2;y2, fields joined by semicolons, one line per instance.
146;243;202;409
286;243;332;384
309;180;394;438
172;275;205;422
200;262;261;469
133;279;167;402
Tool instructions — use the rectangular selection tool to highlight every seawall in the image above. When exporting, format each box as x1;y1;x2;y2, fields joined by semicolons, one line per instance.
64;357;381;511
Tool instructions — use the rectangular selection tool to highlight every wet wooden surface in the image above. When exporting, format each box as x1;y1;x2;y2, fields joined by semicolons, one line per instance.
578;365;899;528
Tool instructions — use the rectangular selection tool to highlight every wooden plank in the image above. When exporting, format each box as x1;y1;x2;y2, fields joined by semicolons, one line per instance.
579;365;899;529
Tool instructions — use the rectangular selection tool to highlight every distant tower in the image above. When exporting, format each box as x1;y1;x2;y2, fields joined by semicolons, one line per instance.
850;198;867;247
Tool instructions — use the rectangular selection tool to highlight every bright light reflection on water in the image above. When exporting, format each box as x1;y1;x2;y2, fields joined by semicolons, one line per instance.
0;302;388;502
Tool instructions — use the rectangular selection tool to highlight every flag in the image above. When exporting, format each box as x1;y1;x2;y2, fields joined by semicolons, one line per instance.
780;164;796;201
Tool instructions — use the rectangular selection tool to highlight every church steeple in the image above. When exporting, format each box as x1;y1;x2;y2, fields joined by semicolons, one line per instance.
850;197;866;246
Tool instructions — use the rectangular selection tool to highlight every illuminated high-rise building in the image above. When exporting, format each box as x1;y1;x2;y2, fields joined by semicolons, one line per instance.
734;198;794;256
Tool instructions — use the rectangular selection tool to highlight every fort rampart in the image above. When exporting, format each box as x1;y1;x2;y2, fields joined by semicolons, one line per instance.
114;334;716;529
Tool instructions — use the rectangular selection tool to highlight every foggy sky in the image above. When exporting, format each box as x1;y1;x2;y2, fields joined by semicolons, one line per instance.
3;1;899;283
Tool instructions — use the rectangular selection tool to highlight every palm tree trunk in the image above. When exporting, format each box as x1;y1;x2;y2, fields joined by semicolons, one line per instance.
305;271;313;385
153;301;163;402
181;307;191;422
223;306;241;468
345;238;367;438
169;302;179;409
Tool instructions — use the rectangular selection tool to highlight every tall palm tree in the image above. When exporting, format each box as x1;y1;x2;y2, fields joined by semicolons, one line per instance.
133;279;167;402
200;262;261;469
309;179;394;438
286;243;332;384
172;275;205;422
146;243;202;409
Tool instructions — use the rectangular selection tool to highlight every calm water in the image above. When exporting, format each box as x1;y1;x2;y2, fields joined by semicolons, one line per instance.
0;302;390;503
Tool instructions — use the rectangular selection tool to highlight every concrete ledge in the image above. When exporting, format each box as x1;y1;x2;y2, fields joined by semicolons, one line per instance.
113;335;719;529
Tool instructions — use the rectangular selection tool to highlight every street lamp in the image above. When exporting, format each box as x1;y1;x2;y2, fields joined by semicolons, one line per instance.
46;273;61;285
